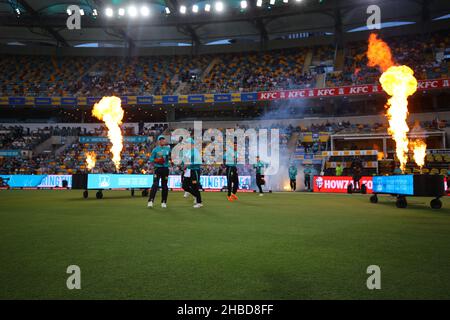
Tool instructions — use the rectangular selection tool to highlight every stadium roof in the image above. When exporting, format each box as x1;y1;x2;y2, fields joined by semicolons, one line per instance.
0;0;449;48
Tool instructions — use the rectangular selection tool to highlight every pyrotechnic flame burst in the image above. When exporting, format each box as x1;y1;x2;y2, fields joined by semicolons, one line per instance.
85;151;97;171
367;33;425;172
410;139;427;169
367;33;394;72
92;96;124;170
381;65;417;171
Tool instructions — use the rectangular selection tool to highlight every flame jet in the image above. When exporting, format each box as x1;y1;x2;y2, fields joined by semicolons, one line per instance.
367;33;424;172
92;96;124;171
85;151;97;171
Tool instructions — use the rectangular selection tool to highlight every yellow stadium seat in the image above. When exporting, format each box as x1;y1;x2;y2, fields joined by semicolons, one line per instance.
430;168;439;175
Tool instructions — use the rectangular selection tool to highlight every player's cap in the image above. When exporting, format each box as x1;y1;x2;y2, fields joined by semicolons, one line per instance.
157;135;166;141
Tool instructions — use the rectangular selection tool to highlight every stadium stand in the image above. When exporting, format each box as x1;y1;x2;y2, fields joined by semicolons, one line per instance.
3;33;447;99
1;115;448;177
179;47;316;94
327;32;450;87
1;32;448;99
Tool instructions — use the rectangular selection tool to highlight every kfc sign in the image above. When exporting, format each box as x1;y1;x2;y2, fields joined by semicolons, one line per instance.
258;78;449;101
313;176;373;193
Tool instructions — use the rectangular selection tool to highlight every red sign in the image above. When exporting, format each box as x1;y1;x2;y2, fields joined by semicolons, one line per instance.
313;176;448;194
313;176;373;193
258;78;450;101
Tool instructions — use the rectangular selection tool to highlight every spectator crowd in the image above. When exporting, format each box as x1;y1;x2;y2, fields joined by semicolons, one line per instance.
2;31;447;99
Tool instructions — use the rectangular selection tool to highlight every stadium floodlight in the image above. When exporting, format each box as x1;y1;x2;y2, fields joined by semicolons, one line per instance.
179;5;187;14
215;1;224;12
283;0;288;3
118;8;125;16
296;0;303;2
165;7;170;14
128;6;138;17
270;0;275;5
140;6;150;17
205;4;211;12
240;1;247;9
192;4;199;13
256;0;263;7
105;7;114;17
80;9;85;15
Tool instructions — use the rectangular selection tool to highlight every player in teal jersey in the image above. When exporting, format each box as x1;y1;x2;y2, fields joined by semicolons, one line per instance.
148;135;171;208
225;143;239;201
182;138;203;208
253;156;268;196
303;165;312;191
288;164;298;191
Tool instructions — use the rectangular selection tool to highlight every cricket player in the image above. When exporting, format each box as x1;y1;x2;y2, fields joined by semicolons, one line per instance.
182;138;203;208
225;143;239;202
253;156;268;196
178;137;190;198
148;135;171;208
288;163;298;191
304;165;312;191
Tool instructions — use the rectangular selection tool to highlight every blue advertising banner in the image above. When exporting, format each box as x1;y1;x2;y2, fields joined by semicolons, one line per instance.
0;150;20;157
87;174;153;189
87;97;100;105
120;96;128;105
167;175;251;190
372;175;414;195
0;175;72;188
214;94;232;103
86;174;252;190
61;97;77;105
35;97;52;105
187;95;205;103
0;174;252;190
9;97;25;105
79;136;109;143
240;92;258;101
162;96;179;104
137;96;153;104
79;136;148;143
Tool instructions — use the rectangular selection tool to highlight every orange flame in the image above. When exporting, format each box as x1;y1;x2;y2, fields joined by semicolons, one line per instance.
367;33;394;72
367;33;419;172
410;139;427;169
92;96;124;170
85;151;97;171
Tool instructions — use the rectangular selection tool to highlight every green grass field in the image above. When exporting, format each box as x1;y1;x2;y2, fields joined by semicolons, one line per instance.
0;190;449;300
